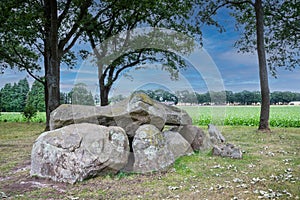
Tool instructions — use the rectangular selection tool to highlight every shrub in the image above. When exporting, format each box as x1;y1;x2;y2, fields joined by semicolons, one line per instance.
23;105;37;122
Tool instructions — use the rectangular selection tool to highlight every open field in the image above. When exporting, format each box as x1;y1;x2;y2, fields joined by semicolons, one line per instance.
0;122;299;199
1;105;299;127
179;105;300;128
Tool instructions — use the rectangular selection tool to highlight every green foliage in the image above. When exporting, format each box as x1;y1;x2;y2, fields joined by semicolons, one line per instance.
83;0;208;105
221;0;300;75
22;104;37;122
0;78;29;112
176;90;300;105
26;80;45;112
70;83;95;106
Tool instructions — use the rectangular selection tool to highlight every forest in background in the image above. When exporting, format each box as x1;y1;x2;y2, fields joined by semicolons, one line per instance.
1;78;300;112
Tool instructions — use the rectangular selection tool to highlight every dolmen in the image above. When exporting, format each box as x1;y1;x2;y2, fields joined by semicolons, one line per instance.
30;93;234;184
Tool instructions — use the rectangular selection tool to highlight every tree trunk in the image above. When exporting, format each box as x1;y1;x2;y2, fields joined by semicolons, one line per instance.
99;71;110;106
97;62;111;106
44;0;60;130
255;0;271;132
100;84;110;106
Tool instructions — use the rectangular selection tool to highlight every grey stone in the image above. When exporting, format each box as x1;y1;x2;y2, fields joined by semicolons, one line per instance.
132;124;174;173
212;143;243;159
30;123;129;184
163;104;192;126
163;130;193;159
171;125;212;151
50;93;192;138
208;124;225;144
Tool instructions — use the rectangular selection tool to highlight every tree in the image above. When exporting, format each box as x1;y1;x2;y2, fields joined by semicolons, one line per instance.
16;78;30;111
0;83;13;112
0;78;29;112
202;0;299;131
23;104;37;122
0;0;93;130
69;83;94;106
26;80;46;112
83;0;206;106
176;90;198;104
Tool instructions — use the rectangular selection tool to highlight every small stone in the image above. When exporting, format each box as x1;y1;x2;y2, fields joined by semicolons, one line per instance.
212;143;243;159
0;191;8;198
233;178;243;183
168;186;180;191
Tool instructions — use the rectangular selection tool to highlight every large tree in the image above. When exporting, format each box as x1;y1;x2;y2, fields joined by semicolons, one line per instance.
0;0;93;129
201;0;299;131
83;0;205;106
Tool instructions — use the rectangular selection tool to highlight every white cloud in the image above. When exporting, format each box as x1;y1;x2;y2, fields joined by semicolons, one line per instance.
218;50;258;66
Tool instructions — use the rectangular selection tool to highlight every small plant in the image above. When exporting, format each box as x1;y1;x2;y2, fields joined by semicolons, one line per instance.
23;105;37;122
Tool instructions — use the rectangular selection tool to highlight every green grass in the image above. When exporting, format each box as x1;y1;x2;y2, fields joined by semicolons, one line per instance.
0;123;299;199
0;112;46;123
179;105;300;127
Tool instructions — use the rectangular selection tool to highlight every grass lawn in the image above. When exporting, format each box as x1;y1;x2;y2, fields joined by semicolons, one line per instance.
0;122;299;199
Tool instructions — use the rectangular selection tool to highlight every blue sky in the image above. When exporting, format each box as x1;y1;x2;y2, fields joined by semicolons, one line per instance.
1;10;299;95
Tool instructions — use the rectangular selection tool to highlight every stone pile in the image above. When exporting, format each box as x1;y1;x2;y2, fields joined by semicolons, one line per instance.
30;93;241;184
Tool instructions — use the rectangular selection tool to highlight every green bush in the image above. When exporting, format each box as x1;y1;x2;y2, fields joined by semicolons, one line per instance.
22;105;37;122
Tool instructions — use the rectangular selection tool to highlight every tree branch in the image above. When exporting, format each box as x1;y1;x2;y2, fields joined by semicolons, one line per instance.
58;0;72;26
63;32;81;55
25;67;45;85
33;43;44;55
58;0;91;51
110;50;144;84
225;0;254;7
8;48;44;84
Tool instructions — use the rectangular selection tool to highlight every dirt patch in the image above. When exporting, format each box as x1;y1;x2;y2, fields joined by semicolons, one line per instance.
0;160;68;197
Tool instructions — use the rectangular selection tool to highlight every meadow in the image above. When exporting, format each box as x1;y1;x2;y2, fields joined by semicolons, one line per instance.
0;105;299;199
0;123;299;199
0;112;46;123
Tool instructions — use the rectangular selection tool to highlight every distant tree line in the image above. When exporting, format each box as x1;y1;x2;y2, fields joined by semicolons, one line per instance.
0;78;29;112
1;79;300;113
0;79;94;112
175;90;300;105
110;89;300;106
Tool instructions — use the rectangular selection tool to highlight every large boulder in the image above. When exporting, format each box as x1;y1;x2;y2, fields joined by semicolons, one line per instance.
30;123;129;184
50;93;192;138
171;125;212;151
163;130;193;159
132;124;174;173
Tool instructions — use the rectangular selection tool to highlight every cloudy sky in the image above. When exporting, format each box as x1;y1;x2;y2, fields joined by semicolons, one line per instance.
1;9;299;96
